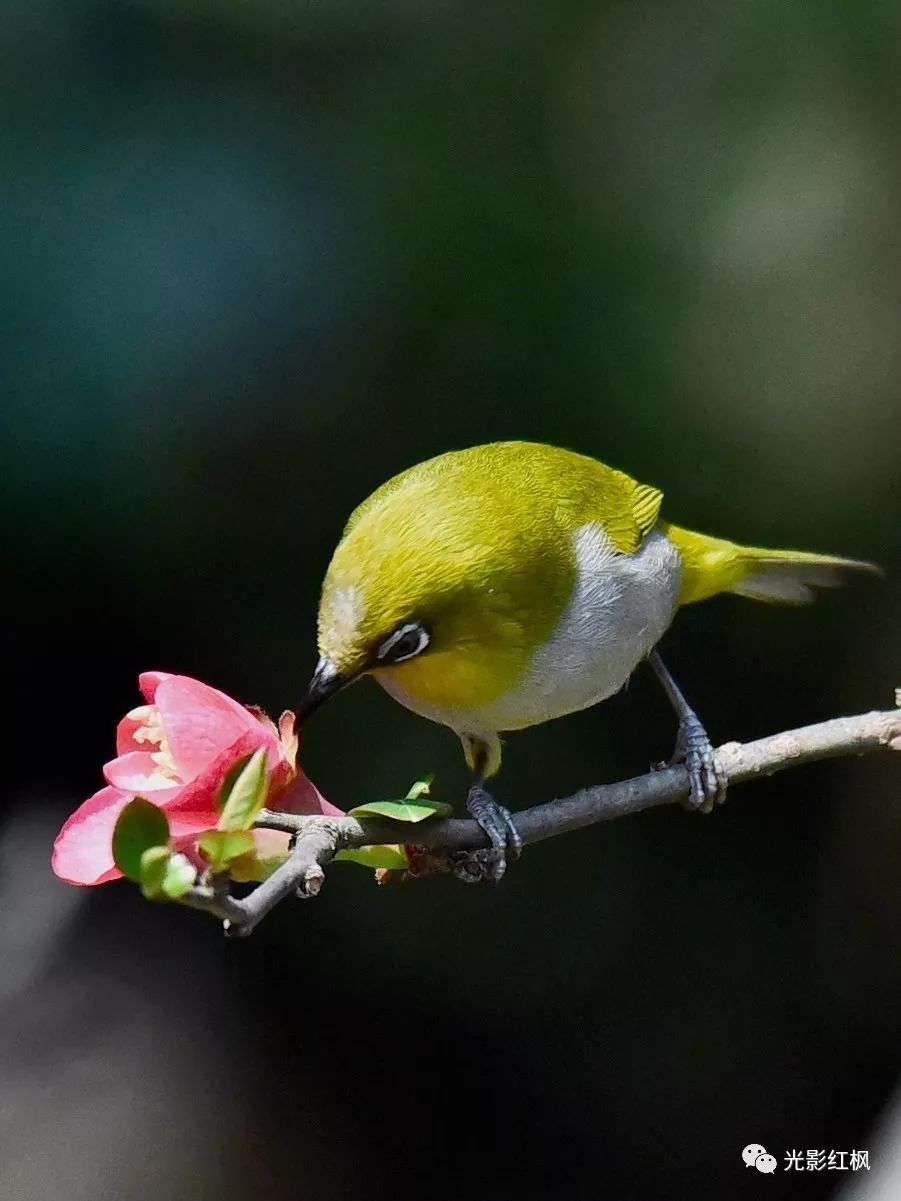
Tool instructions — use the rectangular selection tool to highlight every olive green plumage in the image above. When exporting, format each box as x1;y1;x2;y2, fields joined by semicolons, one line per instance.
321;444;659;707
316;441;878;773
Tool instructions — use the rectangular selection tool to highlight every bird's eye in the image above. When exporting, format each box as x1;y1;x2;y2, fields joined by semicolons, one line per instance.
377;622;430;664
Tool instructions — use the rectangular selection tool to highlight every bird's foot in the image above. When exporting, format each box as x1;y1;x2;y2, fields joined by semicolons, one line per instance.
668;715;727;814
452;786;522;884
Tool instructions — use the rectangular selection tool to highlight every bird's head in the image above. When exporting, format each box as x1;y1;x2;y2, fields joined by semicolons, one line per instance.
299;467;574;721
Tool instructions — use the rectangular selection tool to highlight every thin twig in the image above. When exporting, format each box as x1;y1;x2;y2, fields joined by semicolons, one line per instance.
183;701;901;934
181;822;344;937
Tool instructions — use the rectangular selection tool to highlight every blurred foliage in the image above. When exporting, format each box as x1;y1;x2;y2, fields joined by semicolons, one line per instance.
4;2;900;1200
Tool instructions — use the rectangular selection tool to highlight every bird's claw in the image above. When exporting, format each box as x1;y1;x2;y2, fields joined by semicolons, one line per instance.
453;786;522;883
670;716;727;813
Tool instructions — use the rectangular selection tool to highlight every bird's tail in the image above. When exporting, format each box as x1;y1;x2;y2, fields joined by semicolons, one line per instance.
660;522;881;606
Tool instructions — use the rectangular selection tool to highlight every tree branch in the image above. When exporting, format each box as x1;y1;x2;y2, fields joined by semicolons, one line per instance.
182;699;901;936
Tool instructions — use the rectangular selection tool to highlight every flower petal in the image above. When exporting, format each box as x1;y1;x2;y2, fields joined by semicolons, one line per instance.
138;671;172;703
154;676;275;781
52;786;132;886
162;729;279;833
103;751;182;795
272;769;344;817
250;828;292;858
278;711;299;770
115;711;149;756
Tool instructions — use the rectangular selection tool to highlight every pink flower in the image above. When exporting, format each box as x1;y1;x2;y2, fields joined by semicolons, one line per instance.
52;671;340;886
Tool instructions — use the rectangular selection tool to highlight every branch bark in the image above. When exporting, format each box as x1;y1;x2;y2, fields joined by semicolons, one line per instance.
182;700;901;936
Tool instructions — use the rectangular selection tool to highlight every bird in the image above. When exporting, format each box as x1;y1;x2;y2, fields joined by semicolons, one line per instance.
299;441;879;881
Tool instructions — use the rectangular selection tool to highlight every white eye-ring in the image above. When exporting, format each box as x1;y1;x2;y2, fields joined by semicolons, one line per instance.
377;622;430;663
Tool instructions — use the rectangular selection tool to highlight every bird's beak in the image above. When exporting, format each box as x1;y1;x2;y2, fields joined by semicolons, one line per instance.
297;657;351;724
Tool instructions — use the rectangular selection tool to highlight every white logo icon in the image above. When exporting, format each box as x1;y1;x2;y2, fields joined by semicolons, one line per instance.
742;1144;775;1173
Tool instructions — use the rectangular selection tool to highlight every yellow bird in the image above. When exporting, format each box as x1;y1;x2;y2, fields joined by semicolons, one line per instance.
300;441;878;880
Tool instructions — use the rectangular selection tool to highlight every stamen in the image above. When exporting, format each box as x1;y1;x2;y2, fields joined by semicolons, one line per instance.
150;747;179;780
125;705;165;747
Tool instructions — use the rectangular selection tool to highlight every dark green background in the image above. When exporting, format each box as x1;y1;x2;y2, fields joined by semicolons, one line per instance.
4;2;900;1199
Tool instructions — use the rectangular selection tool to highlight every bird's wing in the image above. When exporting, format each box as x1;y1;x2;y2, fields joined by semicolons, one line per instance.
591;468;663;555
343;445;664;557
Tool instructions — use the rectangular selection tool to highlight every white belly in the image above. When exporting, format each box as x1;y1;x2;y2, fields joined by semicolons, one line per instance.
380;525;682;738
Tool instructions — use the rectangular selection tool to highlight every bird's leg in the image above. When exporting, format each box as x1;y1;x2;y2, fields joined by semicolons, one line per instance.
452;738;522;884
648;649;727;813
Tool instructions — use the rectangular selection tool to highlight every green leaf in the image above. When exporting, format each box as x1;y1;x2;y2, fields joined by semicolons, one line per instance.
405;775;434;801
228;849;290;883
161;853;197;899
139;847;197;900
346;798;453;823
198;830;256;873
113;798;170;882
227;828;292;883
335;844;410;870
216;754;251;813
217;748;269;832
139;845;170;897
